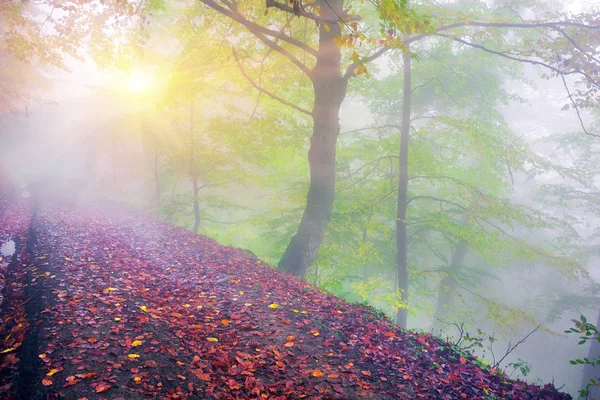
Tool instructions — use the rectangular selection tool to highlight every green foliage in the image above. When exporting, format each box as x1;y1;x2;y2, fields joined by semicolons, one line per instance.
565;315;600;399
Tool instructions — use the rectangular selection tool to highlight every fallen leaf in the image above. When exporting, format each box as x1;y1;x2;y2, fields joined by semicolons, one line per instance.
127;354;140;359
95;383;111;393
268;303;278;309
42;378;53;386
47;368;62;377
312;370;323;377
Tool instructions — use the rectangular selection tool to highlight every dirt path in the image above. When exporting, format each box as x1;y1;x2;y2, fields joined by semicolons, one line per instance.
0;193;572;399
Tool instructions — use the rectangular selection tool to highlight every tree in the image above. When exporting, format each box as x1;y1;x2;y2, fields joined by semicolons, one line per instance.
193;0;426;277
383;0;600;327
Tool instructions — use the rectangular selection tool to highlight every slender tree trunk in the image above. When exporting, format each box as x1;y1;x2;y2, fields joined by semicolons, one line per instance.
154;150;161;215
394;47;412;328
189;100;201;234
278;0;347;278
582;311;600;398
431;241;468;332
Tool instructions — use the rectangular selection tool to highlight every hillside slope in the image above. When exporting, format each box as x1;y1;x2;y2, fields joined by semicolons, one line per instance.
0;188;571;399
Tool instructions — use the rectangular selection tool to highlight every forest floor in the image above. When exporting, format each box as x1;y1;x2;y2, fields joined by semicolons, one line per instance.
0;184;572;399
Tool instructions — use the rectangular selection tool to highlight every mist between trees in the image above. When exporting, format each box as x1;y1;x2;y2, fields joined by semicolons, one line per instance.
2;0;600;397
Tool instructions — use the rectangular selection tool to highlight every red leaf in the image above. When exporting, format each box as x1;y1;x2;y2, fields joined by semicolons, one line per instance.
95;383;111;393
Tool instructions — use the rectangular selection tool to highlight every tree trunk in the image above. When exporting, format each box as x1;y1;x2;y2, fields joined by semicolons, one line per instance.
432;241;468;332
278;0;347;278
189;100;201;234
394;47;412;329
154;150;161;215
581;311;600;398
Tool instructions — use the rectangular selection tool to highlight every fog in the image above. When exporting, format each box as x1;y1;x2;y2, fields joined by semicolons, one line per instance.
2;0;600;398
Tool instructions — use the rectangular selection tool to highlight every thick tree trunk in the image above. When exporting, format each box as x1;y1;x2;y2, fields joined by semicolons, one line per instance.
394;48;412;329
431;241;468;332
278;0;347;278
582;311;600;398
189;101;201;234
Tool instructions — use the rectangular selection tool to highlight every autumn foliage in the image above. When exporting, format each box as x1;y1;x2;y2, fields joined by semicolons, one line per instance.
0;182;571;399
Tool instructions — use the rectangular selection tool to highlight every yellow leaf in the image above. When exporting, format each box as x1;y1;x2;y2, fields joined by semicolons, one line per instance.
183;304;191;308
207;337;218;342
140;306;148;312
131;340;142;347
114;317;121;321
312;370;323;377
301;311;308;314
244;303;252;307
323;24;331;32
133;376;141;382
268;303;279;309
127;354;140;359
47;368;61;377
292;309;299;313
1;347;15;354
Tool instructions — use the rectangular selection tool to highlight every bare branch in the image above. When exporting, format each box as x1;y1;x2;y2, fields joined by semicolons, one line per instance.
492;325;541;369
340;124;401;135
408;20;600;46
408;175;486;196
560;74;600;138
337;155;398;192
436;33;599;89
232;49;312;116
406;195;469;211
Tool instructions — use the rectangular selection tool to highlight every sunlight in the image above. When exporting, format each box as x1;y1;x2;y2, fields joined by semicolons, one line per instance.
126;68;154;94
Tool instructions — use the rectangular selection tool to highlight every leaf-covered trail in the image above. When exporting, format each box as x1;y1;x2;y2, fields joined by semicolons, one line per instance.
0;192;571;399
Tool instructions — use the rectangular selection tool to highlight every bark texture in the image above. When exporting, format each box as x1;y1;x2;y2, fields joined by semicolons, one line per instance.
278;0;347;278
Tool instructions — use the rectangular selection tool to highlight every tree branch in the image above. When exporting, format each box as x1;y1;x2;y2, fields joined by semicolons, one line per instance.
266;0;345;24
344;46;391;80
232;49;312;116
201;0;318;61
560;74;600;138
337;155;398;192
408;175;486;196
435;33;599;89
406;195;469;211
340;124;401;135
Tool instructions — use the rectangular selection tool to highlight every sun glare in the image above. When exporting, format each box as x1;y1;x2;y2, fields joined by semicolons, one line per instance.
127;69;153;94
